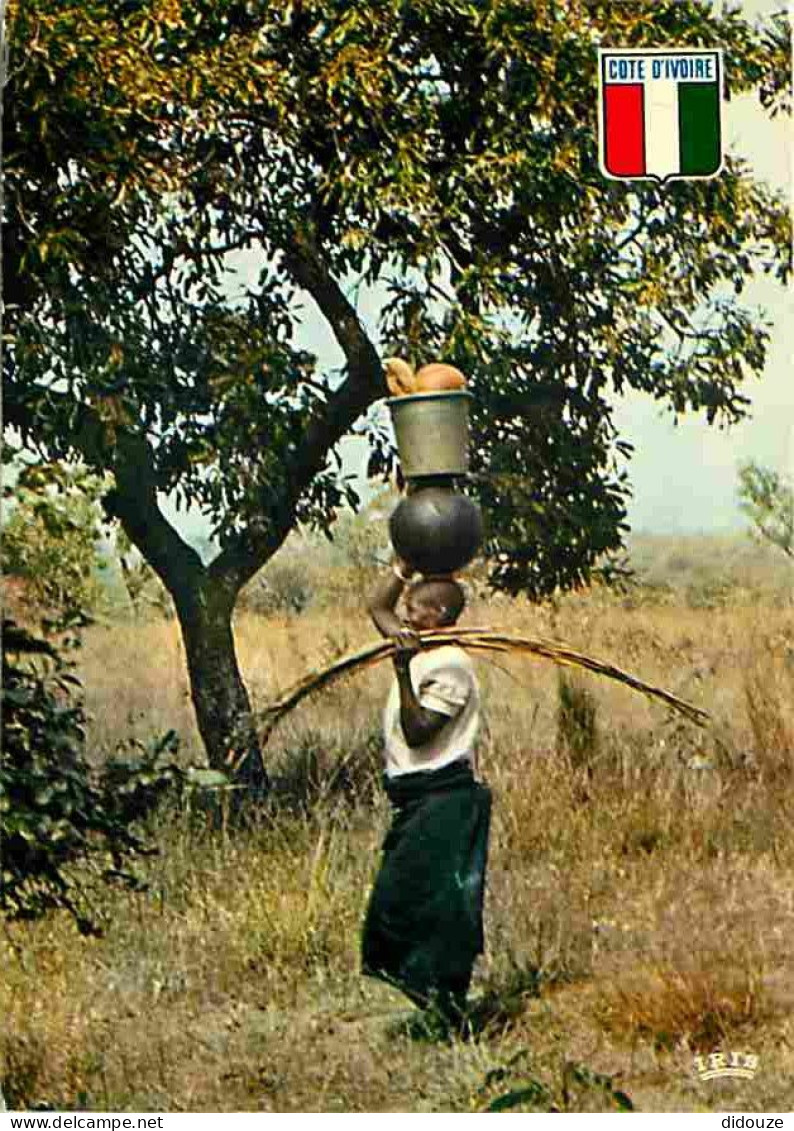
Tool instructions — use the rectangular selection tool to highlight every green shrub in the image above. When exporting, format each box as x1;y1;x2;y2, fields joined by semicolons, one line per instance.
1;462;109;623
272;725;383;811
0;620;182;934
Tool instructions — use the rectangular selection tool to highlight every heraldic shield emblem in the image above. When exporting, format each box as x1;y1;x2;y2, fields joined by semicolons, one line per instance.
598;49;724;183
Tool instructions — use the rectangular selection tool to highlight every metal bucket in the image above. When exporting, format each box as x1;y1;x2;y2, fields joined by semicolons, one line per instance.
387;391;472;479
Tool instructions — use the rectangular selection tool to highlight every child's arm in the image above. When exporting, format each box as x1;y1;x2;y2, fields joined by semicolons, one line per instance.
392;649;453;748
367;558;417;642
369;559;450;747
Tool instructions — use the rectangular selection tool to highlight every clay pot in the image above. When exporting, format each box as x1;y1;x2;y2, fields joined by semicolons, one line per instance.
389;486;483;575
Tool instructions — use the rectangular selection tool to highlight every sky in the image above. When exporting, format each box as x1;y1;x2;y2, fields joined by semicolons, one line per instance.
161;0;793;547
611;0;793;533
610;37;793;534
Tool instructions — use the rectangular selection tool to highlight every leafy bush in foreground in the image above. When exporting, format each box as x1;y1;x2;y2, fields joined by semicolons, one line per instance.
1;462;109;623
1;620;182;934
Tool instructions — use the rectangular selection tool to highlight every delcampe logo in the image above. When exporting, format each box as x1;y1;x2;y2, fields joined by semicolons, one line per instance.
598;48;724;183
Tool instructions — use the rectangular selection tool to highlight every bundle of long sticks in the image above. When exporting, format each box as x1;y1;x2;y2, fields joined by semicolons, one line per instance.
254;627;710;749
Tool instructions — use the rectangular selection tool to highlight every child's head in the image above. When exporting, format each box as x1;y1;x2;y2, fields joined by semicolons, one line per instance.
403;578;465;631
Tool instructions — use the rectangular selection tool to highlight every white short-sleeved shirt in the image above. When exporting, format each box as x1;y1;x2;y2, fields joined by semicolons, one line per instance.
383;644;480;778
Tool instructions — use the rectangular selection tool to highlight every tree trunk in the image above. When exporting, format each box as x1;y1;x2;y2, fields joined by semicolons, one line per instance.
174;580;270;795
101;444;276;797
82;224;386;799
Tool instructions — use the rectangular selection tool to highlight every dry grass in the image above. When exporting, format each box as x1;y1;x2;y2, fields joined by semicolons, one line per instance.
4;560;794;1112
595;961;770;1052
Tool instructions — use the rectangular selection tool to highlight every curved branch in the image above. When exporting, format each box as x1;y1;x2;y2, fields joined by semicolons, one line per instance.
208;224;384;590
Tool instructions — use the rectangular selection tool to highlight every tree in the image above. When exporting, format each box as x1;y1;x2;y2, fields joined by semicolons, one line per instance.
738;461;794;560
4;0;790;790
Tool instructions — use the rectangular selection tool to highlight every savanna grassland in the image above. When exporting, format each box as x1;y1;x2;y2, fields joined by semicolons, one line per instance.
2;534;793;1113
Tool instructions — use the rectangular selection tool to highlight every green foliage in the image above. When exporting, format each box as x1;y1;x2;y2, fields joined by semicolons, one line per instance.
1;463;109;624
4;0;790;601
0;621;182;934
272;725;382;811
481;1052;634;1113
558;1062;635;1114
738;461;794;560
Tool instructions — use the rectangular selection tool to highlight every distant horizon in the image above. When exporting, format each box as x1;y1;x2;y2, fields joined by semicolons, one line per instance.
181;511;772;568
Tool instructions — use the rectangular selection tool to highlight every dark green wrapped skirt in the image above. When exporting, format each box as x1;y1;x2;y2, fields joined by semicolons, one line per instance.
362;759;492;1009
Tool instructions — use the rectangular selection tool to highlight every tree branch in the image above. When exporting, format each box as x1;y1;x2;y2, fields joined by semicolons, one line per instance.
103;428;207;601
208;224;383;590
